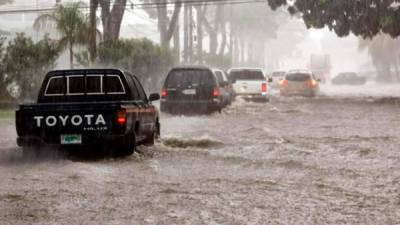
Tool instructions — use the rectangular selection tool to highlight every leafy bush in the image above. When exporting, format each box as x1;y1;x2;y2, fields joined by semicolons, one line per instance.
1;33;60;101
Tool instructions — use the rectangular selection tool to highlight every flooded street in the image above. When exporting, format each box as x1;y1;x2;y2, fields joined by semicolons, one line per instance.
1;86;400;225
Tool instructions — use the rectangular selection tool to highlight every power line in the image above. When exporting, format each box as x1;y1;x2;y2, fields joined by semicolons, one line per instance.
0;0;267;14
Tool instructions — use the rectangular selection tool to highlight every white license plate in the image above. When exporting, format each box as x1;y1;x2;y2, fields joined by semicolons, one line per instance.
61;134;82;145
182;89;196;95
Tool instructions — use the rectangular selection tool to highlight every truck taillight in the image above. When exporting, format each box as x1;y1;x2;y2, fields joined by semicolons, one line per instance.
261;83;267;92
161;88;167;98
280;79;288;86
117;109;126;126
213;87;220;97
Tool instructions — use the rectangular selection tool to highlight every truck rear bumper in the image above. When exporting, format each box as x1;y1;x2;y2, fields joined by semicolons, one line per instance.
237;93;269;102
17;133;128;148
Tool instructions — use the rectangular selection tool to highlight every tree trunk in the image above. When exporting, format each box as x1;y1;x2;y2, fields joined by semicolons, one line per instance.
183;3;189;63
188;5;193;62
218;22;227;57
209;31;218;56
200;5;223;56
240;38;245;64
195;5;203;63
69;42;74;69
218;5;226;57
99;0;127;41
156;0;182;49
173;22;180;60
247;42;253;65
233;35;239;65
89;0;98;64
157;0;169;48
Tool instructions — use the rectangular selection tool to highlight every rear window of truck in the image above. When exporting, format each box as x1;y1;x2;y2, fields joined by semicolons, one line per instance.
46;76;65;95
105;75;125;94
230;70;265;82
44;74;125;96
86;75;102;94
165;69;215;88
286;73;312;82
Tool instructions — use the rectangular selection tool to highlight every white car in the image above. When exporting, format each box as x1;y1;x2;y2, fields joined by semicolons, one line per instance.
270;70;286;89
227;68;272;102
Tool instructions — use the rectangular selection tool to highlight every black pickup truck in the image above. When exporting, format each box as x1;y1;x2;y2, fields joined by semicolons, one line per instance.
15;69;160;156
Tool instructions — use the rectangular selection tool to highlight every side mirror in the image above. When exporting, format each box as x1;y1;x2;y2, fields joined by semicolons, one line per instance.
268;78;273;83
149;93;160;102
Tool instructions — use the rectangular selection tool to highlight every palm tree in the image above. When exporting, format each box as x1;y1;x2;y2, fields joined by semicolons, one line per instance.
34;2;88;69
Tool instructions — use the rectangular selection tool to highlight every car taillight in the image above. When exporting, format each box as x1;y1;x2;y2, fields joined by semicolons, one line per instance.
161;88;167;98
308;79;317;88
261;83;267;92
280;79;288;86
117;109;126;126
213;87;220;97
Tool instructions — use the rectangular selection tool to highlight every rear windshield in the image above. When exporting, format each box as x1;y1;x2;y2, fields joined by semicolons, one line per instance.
272;72;285;77
105;75;125;94
44;74;125;96
286;73;311;81
229;70;265;82
165;69;215;88
46;76;65;95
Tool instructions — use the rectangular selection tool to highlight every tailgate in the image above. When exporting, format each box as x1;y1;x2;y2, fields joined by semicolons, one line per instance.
233;80;264;94
287;81;309;91
16;103;123;139
166;85;213;101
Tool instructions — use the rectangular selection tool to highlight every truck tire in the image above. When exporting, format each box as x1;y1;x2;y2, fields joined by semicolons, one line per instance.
114;131;136;157
144;121;159;146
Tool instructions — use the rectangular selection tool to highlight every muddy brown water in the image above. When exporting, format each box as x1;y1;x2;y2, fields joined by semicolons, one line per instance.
0;94;400;224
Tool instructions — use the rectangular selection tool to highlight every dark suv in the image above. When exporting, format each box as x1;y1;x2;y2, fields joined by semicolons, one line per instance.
160;66;223;114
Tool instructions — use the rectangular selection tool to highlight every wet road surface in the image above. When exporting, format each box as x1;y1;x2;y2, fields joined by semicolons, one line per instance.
1;85;400;224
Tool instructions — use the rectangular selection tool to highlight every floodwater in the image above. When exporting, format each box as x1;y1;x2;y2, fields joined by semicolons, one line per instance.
0;84;400;224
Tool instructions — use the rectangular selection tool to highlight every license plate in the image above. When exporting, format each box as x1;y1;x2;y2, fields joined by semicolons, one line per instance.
61;134;82;145
182;89;196;95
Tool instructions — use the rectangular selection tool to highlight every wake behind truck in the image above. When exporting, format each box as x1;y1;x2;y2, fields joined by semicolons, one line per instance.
15;69;160;156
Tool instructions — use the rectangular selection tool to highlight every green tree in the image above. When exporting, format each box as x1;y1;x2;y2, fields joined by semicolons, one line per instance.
0;37;12;100
2;33;60;100
230;3;285;66
34;2;88;69
267;0;400;38
97;38;176;91
359;35;400;82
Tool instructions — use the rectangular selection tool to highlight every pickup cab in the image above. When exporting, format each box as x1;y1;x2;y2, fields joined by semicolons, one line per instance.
227;68;271;102
15;69;160;156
